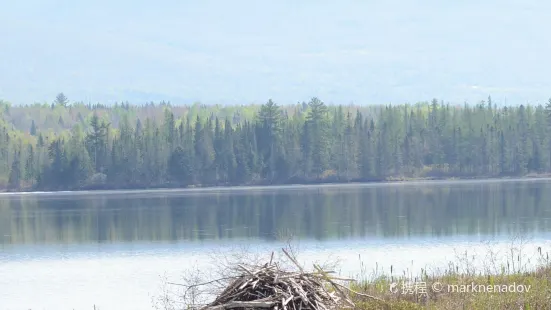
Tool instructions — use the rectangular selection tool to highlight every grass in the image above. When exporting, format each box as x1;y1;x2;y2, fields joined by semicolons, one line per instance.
349;265;551;309
347;243;551;309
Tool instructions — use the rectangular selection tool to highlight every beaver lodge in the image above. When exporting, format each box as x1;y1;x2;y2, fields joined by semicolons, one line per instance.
178;249;383;310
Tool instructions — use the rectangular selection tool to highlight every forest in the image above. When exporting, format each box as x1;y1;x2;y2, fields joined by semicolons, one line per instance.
1;94;551;191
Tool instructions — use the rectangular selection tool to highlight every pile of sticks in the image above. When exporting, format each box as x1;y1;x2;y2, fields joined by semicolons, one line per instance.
199;249;379;310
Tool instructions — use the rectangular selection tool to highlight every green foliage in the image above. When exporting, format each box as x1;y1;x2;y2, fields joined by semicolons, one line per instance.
2;97;551;191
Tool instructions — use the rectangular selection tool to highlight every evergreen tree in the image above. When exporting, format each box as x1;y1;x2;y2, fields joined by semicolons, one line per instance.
55;92;69;107
86;114;109;173
24;144;35;185
30;120;37;136
8;150;21;190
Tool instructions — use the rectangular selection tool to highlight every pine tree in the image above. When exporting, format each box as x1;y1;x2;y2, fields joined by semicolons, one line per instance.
24;144;35;185
86;113;109;173
257;99;282;180
55;92;69;107
8;150;21;191
306;97;329;178
30;120;37;136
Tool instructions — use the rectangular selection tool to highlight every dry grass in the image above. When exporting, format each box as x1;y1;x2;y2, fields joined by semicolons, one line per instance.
350;238;551;309
350;265;551;309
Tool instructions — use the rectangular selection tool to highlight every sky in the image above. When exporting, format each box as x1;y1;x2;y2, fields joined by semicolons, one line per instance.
1;0;550;106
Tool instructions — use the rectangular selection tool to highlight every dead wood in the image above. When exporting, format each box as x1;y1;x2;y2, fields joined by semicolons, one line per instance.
180;249;386;310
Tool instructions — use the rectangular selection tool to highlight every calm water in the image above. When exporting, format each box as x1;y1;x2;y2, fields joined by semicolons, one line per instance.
2;179;551;310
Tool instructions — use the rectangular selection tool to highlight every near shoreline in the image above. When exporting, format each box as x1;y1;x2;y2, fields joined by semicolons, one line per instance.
153;241;551;310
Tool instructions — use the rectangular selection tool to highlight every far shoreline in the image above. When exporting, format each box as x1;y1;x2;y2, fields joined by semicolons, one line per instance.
2;174;551;196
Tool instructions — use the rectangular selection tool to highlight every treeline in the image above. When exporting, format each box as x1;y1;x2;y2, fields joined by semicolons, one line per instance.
1;95;551;191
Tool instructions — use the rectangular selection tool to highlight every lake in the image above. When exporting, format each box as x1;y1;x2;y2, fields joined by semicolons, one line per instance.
2;179;551;310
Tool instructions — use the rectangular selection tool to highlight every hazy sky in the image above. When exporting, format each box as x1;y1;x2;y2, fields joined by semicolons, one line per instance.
1;0;550;105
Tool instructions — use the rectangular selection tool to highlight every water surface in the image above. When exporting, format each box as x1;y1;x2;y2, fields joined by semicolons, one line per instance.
2;179;551;310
